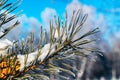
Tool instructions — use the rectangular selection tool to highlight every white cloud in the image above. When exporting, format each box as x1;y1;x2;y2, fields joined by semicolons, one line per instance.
66;0;95;19
66;0;107;34
3;14;41;41
41;8;57;28
113;31;120;39
22;15;41;37
110;8;120;13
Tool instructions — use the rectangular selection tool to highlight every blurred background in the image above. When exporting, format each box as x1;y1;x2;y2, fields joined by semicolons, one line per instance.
5;0;120;79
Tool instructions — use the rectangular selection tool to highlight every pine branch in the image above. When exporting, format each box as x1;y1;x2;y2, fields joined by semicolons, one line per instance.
0;0;102;80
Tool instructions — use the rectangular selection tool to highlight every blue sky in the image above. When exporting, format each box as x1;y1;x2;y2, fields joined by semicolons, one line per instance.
9;0;120;46
18;0;120;22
